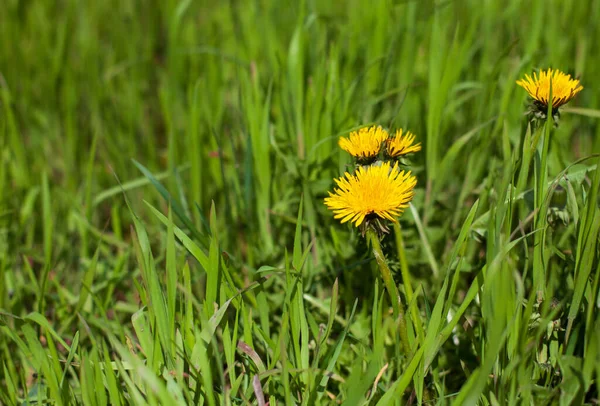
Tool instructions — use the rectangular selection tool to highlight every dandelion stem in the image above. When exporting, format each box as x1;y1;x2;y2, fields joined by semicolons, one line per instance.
367;228;412;356
532;79;554;303
533;121;551;302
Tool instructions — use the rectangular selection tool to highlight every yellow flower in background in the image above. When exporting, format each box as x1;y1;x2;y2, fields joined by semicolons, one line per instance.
324;162;416;227
516;68;583;109
338;125;389;160
386;129;421;158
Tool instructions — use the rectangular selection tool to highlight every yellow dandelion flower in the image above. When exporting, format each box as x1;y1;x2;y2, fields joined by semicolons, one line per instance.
324;161;417;227
338;125;389;160
516;68;583;109
386;129;422;158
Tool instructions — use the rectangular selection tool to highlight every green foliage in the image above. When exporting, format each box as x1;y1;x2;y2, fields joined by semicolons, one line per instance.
1;0;600;404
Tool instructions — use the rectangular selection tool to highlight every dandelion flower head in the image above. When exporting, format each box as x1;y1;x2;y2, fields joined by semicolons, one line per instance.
386;128;422;158
516;68;583;109
324;161;416;227
338;125;389;160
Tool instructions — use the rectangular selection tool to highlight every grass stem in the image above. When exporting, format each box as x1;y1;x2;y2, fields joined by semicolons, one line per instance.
393;222;423;341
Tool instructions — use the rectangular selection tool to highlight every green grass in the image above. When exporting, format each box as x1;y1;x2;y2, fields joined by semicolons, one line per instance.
1;0;600;404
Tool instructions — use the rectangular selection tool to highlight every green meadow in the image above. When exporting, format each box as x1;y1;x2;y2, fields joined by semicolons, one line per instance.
1;0;600;404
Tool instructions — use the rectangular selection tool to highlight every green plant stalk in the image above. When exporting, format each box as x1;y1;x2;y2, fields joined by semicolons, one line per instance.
367;228;412;356
393;222;423;340
516;124;543;197
533;121;551;303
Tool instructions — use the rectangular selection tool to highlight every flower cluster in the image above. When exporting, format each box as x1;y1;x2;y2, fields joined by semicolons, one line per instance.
337;125;421;163
325;125;420;235
324;68;583;236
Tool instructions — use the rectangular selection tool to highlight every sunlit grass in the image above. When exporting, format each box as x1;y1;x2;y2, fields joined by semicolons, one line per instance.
1;0;600;404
